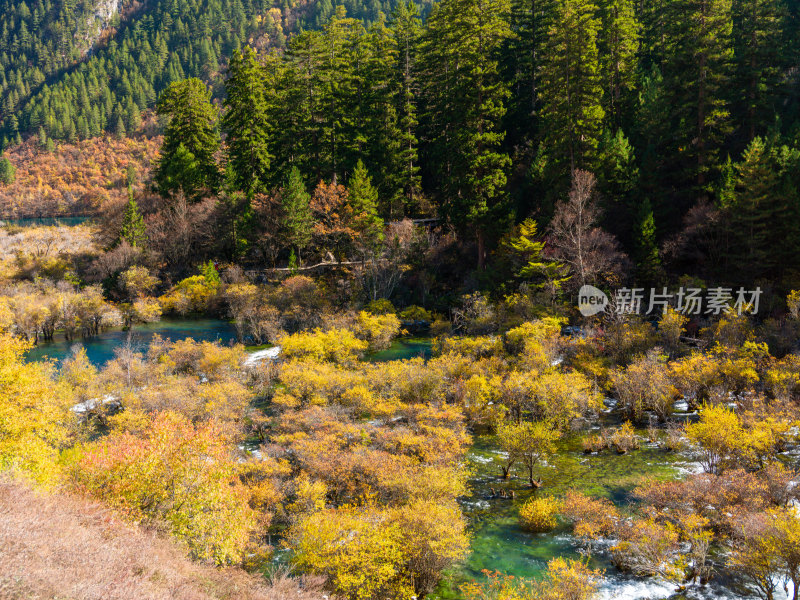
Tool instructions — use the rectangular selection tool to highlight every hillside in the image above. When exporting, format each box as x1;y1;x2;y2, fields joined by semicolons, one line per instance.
0;0;435;147
0;479;325;600
0;136;158;218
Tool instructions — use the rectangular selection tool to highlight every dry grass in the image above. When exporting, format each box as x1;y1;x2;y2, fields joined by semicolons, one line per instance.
0;479;326;600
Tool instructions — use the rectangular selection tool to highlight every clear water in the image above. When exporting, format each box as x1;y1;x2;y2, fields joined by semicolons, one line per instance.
367;337;432;362
1;216;92;227
25;319;238;366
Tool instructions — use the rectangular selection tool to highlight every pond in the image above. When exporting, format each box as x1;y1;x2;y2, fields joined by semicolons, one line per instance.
0;216;92;227
25;319;239;366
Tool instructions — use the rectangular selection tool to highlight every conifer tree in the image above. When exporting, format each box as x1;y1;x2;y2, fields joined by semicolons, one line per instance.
731;0;786;140
223;46;273;198
662;0;733;192
725;137;781;278
504;0;555;145
633;197;661;284
597;128;639;245
153;78;221;198
119;198;147;249
390;1;422;214
539;0;605;174
598;0;640;126
0;156;15;185
421;0;513;268
348;160;384;248
281;167;314;262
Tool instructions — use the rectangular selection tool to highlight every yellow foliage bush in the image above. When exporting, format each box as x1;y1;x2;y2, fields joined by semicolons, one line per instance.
519;496;561;532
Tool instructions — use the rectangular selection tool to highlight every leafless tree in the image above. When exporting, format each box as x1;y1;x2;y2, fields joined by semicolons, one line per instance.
547;170;628;289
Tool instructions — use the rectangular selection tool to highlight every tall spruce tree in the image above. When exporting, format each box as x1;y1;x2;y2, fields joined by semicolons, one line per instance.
633;197;662;284
539;0;605;175
281;166;314;262
504;0;555;145
153;78;221;198
598;0;640;127
731;0;786;141
348;160;384;248
421;0;513;268
119;198;147;249
389;1;422;215
223;46;274;198
662;0;733;193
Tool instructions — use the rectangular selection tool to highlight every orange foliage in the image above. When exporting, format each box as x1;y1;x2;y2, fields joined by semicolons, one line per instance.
0;137;159;218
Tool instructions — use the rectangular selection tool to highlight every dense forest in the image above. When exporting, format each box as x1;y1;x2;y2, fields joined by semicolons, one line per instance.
5;0;800;289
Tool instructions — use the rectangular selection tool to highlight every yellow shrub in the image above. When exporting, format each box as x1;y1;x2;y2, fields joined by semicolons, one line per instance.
519;496;561;532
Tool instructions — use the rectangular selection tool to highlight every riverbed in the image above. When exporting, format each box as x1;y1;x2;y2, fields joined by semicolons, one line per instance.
22;323;775;599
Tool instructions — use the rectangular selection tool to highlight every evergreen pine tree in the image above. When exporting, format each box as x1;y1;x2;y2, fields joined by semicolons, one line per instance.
119;198;147;248
281;166;314;262
598;0;640;127
348;159;384;247
223;46;273;198
662;0;733;192
633;197;662;285
0;156;15;184
539;0;605;174
731;0;786;140
153;78;221;198
421;0;513;268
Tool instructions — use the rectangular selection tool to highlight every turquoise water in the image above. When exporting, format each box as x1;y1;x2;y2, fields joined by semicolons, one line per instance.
367;337;432;362
1;216;92;227
25;319;238;366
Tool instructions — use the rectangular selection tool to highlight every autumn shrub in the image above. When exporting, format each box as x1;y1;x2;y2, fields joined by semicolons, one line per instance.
355;310;401;351
365;298;396;314
561;491;619;546
602;317;657;365
611;518;682;579
279;328;368;364
72;412;264;564
460;558;601;600
519;496;561;532
0;333;73;482
399;305;433;322
160;266;221;315
611;350;676;421
434;334;502;359
288;505;412;600
609;422;640;454
527;370;603;429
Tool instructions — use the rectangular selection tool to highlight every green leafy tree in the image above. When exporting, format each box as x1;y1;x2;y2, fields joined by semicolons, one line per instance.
223;47;273;198
281;167;314;262
154;78;221;199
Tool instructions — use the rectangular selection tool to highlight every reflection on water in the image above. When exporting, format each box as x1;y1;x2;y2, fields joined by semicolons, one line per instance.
25;319;238;366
